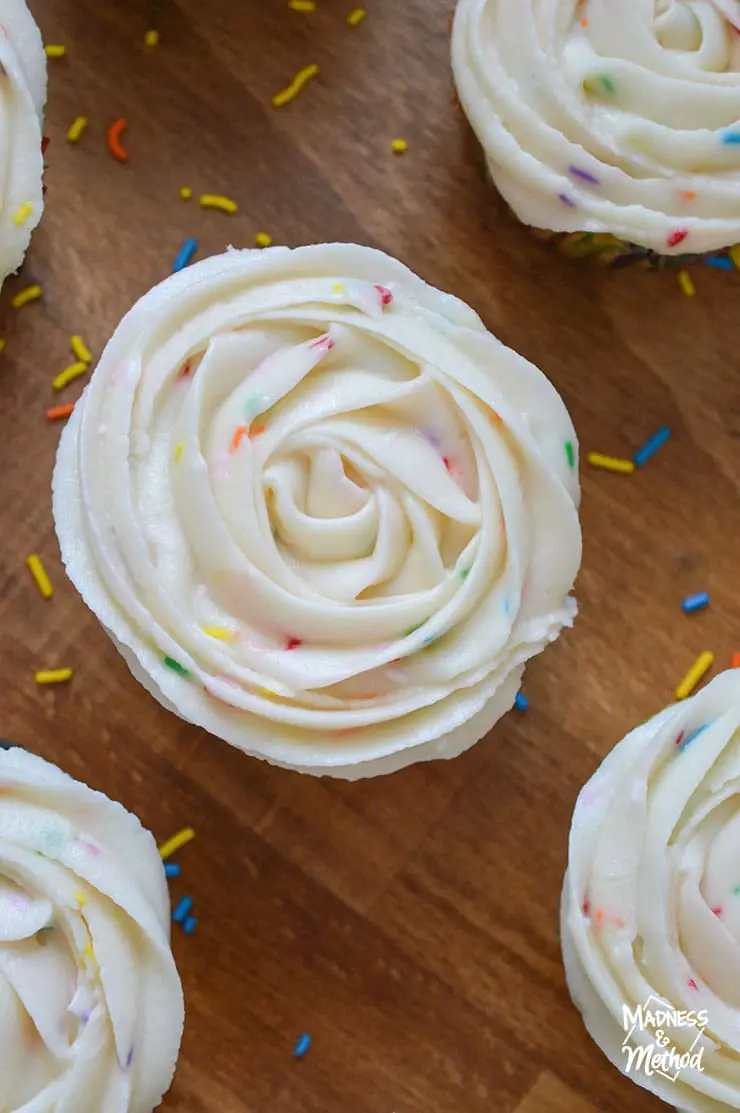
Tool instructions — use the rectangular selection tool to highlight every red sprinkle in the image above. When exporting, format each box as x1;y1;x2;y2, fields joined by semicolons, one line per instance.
675;731;685;748
309;333;334;350
712;905;723;917
442;456;452;471
667;228;688;248
374;285;393;305
41;135;50;155
731;652;740;669
582;899;591;917
178;360;193;379
687;978;698;991
285;637;302;650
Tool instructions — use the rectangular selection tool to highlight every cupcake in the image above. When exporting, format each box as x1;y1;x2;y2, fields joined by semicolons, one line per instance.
0;744;184;1110
0;1;46;284
53;243;581;779
562;671;740;1112
451;0;740;267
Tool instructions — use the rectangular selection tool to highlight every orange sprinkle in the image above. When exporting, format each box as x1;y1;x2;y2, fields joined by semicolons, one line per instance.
581;15;588;26
230;425;249;452
107;118;128;162
679;190;697;201
593;908;605;929
46;402;75;421
250;425;266;438
732;653;740;669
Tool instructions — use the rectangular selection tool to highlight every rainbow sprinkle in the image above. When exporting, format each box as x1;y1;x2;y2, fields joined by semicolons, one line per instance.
391;138;408;153
677;270;696;297
173;896;193;923
12;202;33;226
272;64;319;108
11;285;42;309
294;1033;312;1058
173;238;198;272
70;335;92;364
45;44;66;58
159;827;196;860
682;592;709;614
348;8;368;25
52;362;88;391
676;652;714;700
633;427;671;468
35;669;73;684
199;194;238;214
67;116;88;143
26;554;53;598
163;656;190;676
586;452;634;474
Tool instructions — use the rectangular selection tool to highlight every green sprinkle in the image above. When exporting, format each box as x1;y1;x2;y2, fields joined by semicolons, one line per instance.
164;656;190;676
583;75;615;96
599;76;615;94
734;885;740;895
460;567;471;579
565;440;575;469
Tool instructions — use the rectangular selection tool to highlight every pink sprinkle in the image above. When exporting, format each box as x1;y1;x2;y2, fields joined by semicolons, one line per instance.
442;456;451;471
178;360;193;380
582;898;591;917
687;978;698;991
309;333;334;351
13;897;29;912
667;228;688;248
80;840;100;857
675;731;685;748
712;905;723;917
374;285;393;306
285;637;302;650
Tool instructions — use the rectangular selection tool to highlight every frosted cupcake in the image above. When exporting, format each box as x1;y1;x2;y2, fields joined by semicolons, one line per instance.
0;744;184;1111
562;671;740;1112
452;0;740;266
53;244;582;779
0;0;46;283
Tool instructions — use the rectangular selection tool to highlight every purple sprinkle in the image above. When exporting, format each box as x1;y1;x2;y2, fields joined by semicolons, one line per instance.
569;164;600;186
125;1048;134;1068
558;193;576;207
80;1008;91;1023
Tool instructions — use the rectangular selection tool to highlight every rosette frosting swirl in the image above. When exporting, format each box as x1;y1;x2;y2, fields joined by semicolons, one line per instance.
0;0;46;283
53;244;581;778
0;746;183;1112
562;670;740;1112
452;0;740;255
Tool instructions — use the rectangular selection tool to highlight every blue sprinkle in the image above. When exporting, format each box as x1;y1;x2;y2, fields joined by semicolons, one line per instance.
173;237;198;273
514;692;529;711
183;916;197;934
633;427;671;468
173;896;193;924
679;724;709;752
682;591;710;614
705;255;734;271
164;862;181;879
294;1033;312;1058
721;130;740;145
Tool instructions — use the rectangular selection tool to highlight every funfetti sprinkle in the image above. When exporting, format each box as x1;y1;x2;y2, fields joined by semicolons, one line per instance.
272;64;319;107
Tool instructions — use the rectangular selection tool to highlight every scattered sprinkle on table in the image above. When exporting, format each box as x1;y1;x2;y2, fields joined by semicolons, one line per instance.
391;138;408;153
164;862;181;879
255;232;273;248
586;452;634;474
199;193;238;213
705;255;733;271
107;118;129;163
514;692;529;711
26;554;53;598
173;237;198;272
159;827;196;860
289;0;316;9
179;186;192;200
53;361;88;391
172;896;193;924
12;284;42;309
732;653;740;669
0;339;6;355
730;246;740;270
70;335;92;364
183;916;197;934
294;1033;312;1058
144;29;159;46
347;7;367;25
67;116;88;143
272;64;319;108
676;651;714;700
45;44;66;58
12;202;33;226
46;402;75;421
633;426;671;468
682;592;709;615
35;668;73;685
677;269;695;297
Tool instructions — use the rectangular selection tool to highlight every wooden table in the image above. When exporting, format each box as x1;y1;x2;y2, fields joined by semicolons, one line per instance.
3;1;737;1110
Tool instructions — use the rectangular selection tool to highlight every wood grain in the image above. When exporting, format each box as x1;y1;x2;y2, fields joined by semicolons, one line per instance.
1;0;735;1110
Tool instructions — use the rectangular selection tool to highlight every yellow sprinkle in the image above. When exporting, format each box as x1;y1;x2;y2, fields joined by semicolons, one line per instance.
70;335;92;363
11;284;42;309
676;651;714;701
391;138;408;153
174;443;184;463
52;361;88;391
83;943;96;965
144;29;159;46
729;245;740;270
159;827;196;861
347;7;367;26
272;63;319;108
45;44;66;58
0;340;6;355
331;283;345;294
26;554;53;599
199;193;238;214
75;892;87;907
12;202;33;226
289;0;316;8
203;625;234;641
67;116;88;143
35;669;73;685
677;269;695;297
179;186;193;200
586;452;635;474
255;232;273;248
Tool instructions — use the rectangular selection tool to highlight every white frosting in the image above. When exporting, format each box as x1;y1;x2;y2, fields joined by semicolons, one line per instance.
53;244;581;779
0;0;45;284
562;670;740;1113
452;0;740;255
0;746;183;1112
